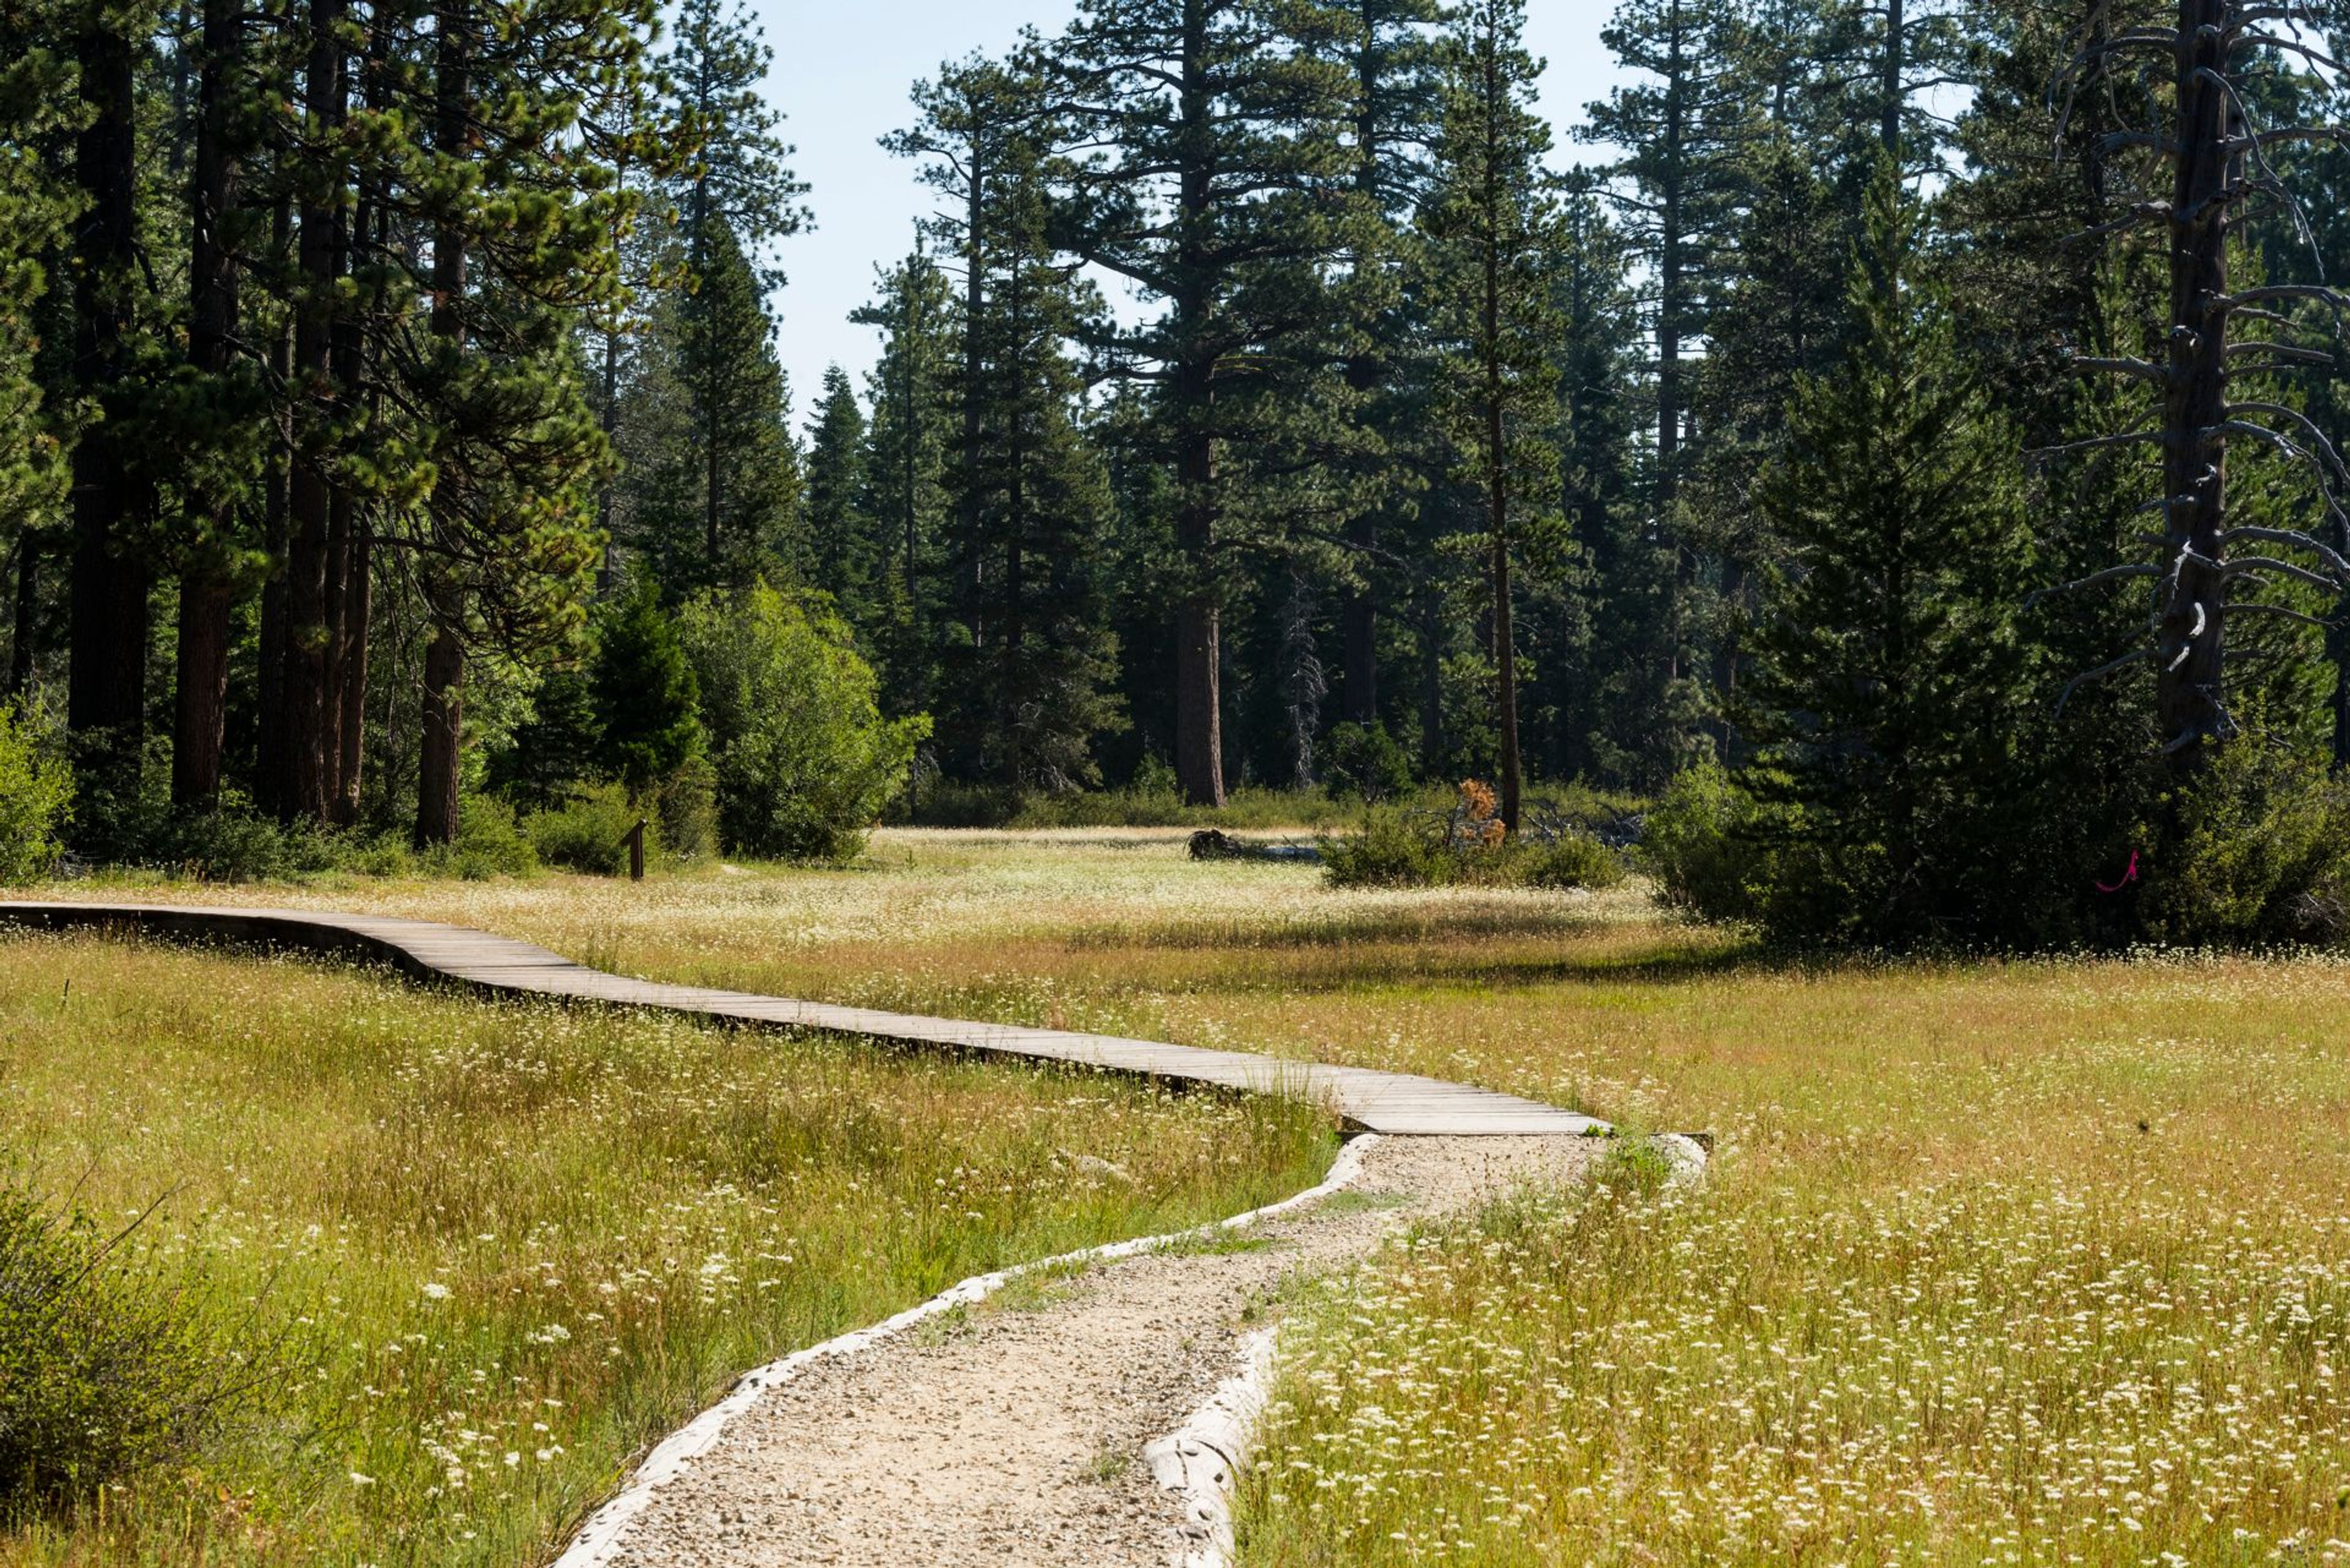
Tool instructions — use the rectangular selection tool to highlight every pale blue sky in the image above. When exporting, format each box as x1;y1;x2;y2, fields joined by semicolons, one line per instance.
754;1;1624;411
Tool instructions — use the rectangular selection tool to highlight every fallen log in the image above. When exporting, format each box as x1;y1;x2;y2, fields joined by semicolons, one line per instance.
1187;829;1321;864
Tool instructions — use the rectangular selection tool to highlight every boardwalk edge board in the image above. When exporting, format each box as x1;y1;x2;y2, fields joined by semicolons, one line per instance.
0;902;1609;1138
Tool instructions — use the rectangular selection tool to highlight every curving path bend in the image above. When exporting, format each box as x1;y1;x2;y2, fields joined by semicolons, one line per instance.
0;900;1662;1567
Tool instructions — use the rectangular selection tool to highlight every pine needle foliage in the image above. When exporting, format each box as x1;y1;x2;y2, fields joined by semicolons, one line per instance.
1742;165;2035;944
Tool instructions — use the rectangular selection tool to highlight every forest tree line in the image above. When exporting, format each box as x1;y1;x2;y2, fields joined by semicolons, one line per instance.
5;0;2350;941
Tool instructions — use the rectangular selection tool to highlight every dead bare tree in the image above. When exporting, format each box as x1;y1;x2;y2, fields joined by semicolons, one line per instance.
2045;0;2350;772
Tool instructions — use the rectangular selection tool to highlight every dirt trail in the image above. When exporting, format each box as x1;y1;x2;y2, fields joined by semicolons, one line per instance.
577;1135;1597;1568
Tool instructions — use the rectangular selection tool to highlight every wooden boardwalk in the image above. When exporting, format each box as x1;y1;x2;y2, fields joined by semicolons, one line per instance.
0;902;1605;1137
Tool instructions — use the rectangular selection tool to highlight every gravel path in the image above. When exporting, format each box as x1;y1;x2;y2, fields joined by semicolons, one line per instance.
578;1135;1598;1568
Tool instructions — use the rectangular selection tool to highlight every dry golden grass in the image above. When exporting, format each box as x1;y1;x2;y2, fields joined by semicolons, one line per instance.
37;832;2350;1562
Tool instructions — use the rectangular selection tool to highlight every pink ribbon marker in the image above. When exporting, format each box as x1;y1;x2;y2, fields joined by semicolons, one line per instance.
2096;850;2140;894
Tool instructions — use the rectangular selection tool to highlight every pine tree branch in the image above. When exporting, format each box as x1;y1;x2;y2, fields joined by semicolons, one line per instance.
2026;563;2162;609
2223;556;2343;592
2055;648;2152;715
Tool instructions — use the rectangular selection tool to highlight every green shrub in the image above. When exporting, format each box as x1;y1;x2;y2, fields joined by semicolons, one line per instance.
2143;733;2350;947
1518;831;1627;891
417;796;539;881
1321;789;1626;892
0;1181;239;1503
1322;722;1414;806
1320;808;1452;887
136;793;341;883
654;755;719;862
592;583;704;793
526;783;652;876
1641;761;1767;922
680;583;927;862
0;703;70;883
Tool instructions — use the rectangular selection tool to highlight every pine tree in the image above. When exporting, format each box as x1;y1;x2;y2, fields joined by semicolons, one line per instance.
403;0;653;844
938;144;1124;791
1330;0;1444;731
803;365;874;621
0;29;80;700
1046;0;1367;806
1422;0;1569;835
850;247;952;716
659;0;809;578
618;214;801;596
1543;173;1677;790
1687;134;1849;756
1743;167;2035;943
64;0;166;786
1584;0;1759;766
591;580;702;794
165;0;271;805
662;0;808;287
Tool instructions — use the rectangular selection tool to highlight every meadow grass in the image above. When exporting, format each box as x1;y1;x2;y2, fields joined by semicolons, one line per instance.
36;834;2350;1562
0;930;1333;1566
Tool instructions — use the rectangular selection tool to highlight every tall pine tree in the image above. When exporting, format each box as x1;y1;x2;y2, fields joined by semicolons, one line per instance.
1744;167;2035;943
1422;0;1568;835
1046;0;1367;805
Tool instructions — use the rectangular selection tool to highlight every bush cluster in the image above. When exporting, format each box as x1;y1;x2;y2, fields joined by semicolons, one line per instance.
1646;723;2350;951
0;704;70;884
2139;734;2350;947
0;1180;246;1505
1321;782;1627;892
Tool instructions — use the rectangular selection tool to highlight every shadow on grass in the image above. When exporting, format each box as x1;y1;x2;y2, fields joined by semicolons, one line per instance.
1061;903;1661;952
1046;907;1779;996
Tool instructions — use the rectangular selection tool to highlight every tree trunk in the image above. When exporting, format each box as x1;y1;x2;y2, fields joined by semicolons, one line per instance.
1417;586;1443;772
256;198;292;796
1340;556;1377;725
414;625;464;847
2155;0;2232;772
691;173;725;581
1171;11;1225;808
1879;0;1904;155
272;0;348;822
414;0;471;845
1481;61;1520;839
1652;0;1695;700
334;524;369;824
321;485;352;804
173;0;244;805
1338;2;1384;730
66;12;152;769
1001;401;1025;791
1174;419;1224;807
1493;532;1520;837
172;574;231;805
597;152;625;594
958;153;987;649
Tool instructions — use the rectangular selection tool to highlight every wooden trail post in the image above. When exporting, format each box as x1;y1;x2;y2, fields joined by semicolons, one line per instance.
624;818;646;882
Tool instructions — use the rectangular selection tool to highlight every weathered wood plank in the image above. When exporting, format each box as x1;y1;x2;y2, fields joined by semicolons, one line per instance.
0;902;1606;1138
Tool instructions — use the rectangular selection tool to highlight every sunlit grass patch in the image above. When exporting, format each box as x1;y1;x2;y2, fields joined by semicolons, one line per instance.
1242;1162;2350;1566
39;834;2350;1563
0;933;1334;1566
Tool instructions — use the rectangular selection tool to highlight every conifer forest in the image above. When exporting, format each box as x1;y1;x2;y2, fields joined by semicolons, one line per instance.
9;0;2350;946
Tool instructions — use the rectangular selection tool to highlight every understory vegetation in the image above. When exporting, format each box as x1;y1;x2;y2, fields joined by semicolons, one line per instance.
0;929;1332;1564
1321;782;1627;892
